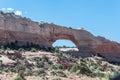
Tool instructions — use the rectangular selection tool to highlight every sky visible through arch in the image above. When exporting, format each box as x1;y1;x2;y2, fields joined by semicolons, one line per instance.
53;40;76;47
0;0;120;47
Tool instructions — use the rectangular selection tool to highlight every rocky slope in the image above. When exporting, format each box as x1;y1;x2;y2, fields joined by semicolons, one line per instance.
0;49;119;80
0;11;120;62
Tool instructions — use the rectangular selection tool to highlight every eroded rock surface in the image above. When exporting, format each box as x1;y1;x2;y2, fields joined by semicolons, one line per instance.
0;11;120;62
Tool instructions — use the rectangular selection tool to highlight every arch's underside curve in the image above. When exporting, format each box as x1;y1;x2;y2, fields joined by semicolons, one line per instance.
0;12;120;62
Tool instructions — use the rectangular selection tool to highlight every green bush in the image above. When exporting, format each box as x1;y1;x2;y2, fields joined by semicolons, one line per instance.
50;70;57;76
52;78;62;80
37;68;46;76
23;59;33;68
9;68;17;73
54;47;60;53
18;48;24;51
50;65;58;70
25;70;34;76
0;60;3;66
0;60;3;71
55;53;66;60
31;48;37;52
8;55;17;60
35;61;44;68
42;55;49;62
70;63;80;72
51;70;67;77
56;70;67;77
14;76;24;80
33;57;41;61
18;70;25;78
0;46;5;53
56;64;64;70
14;70;25;80
34;56;52;69
70;62;93;76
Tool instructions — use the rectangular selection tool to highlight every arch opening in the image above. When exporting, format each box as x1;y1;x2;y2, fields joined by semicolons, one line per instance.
52;40;79;51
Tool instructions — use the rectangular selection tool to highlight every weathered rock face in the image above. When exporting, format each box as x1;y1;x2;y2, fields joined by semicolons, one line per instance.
0;11;120;62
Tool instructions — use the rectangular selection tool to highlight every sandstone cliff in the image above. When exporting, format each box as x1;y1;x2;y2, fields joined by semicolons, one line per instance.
0;11;120;62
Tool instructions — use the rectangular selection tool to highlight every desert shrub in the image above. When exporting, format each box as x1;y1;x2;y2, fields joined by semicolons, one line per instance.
51;70;66;77
97;65;104;71
0;60;3;66
50;65;58;70
14;64;26;73
42;55;49;62
0;46;5;53
54;47;60;53
52;78;62;80
6;47;10;51
8;55;17;60
97;72;114;80
18;48;24;51
70;62;93;76
55;52;67;60
44;62;50;69
50;64;64;70
0;46;5;50
25;70;34;76
14;70;25;80
69;27;72;29
70;63;80;72
0;11;4;15
18;70;25;78
47;60;53;65
50;70;57;76
34;56;52;69
23;59;33;69
37;68;46;77
31;48;37;52
33;57;41;61
14;76;24;80
109;73;120;80
0;60;3;71
96;72;106;78
117;66;120;72
56;64;64;70
9;68;17;73
35;60;44;68
56;70;67;77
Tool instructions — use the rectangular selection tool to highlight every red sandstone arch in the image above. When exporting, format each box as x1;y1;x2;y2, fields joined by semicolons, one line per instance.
0;12;120;62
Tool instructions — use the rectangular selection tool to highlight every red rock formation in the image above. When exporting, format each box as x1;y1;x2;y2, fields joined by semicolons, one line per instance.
0;11;120;62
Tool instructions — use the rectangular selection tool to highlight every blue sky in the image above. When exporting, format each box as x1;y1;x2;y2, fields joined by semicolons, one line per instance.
0;0;120;47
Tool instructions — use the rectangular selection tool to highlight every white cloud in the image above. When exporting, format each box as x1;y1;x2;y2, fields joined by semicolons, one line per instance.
0;8;14;11
15;10;22;15
0;8;6;11
0;7;23;16
7;8;14;11
77;27;85;30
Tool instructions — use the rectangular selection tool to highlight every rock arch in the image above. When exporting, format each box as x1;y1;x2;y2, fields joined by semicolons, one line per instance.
40;23;100;53
0;12;120;62
39;23;120;62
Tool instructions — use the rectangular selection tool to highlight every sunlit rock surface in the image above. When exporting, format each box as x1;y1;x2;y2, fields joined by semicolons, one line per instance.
0;11;120;62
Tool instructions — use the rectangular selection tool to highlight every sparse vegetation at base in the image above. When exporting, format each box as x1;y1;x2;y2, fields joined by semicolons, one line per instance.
0;45;120;80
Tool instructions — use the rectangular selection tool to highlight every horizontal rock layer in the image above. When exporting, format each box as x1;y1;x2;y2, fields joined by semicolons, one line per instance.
0;12;120;62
